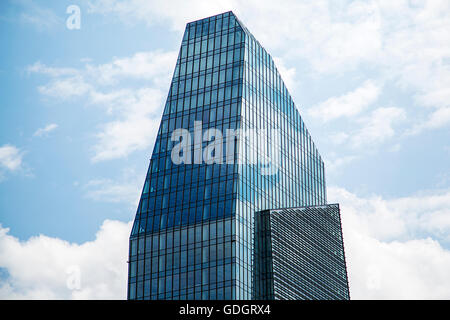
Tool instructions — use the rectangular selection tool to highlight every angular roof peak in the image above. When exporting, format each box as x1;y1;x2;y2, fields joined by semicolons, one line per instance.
186;11;236;26
184;11;260;51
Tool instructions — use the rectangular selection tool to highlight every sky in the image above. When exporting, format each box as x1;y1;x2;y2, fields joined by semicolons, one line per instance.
0;0;449;299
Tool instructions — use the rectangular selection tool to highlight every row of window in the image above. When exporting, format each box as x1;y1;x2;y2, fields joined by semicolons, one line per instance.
162;99;241;125
144;172;234;196
131;219;232;252
130;244;234;277
145;163;236;190
129;277;235;300
170;64;242;96
181;30;244;59
166;86;242;116
132;199;235;235
177;47;243;77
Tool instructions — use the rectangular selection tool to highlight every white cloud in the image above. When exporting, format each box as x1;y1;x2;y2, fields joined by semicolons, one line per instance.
91;88;164;162
84;179;139;205
85;0;383;72
84;168;143;206
308;80;381;122
26;1;448;162
329;187;450;242
27;62;78;78
85;0;450;135
0;219;132;299
350;107;406;148
239;0;382;73
324;154;358;175
33;123;58;137
29;50;176;162
89;51;178;86
327;107;406;149
346;234;450;299
328;186;450;299
86;0;233;32
407;106;450;135
17;0;63;30
37;76;91;99
2;186;450;299
330;132;350;145
87;0;384;71
0;145;24;172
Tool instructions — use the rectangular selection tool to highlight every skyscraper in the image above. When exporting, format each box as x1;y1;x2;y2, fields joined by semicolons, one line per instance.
127;11;349;300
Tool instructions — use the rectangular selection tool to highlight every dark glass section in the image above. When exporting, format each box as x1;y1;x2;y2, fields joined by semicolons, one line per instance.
254;204;350;300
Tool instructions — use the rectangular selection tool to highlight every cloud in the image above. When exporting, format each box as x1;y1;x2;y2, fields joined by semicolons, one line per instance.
324;154;358;175
326;107;406;149
239;0;383;73
27;1;448;164
308;80;381;122
329;132;350;145
328;186;450;299
16;0;63;30
27;62;78;78
29;50;176;162
85;0;382;73
83;168;143;206
85;0;450;135
350;107;406;148
86;0;233;32
91;88;164;162
0;219;132;299
330;187;450;242
2;186;449;299
37;76;91;99
0;144;24;172
346;234;450;299
90;51;178;86
406;106;450;136
33;123;58;137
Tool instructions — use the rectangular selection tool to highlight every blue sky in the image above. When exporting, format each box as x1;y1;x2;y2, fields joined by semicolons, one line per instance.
0;0;449;299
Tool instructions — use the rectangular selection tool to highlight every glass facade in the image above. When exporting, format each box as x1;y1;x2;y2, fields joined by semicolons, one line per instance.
127;11;339;300
254;204;350;300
